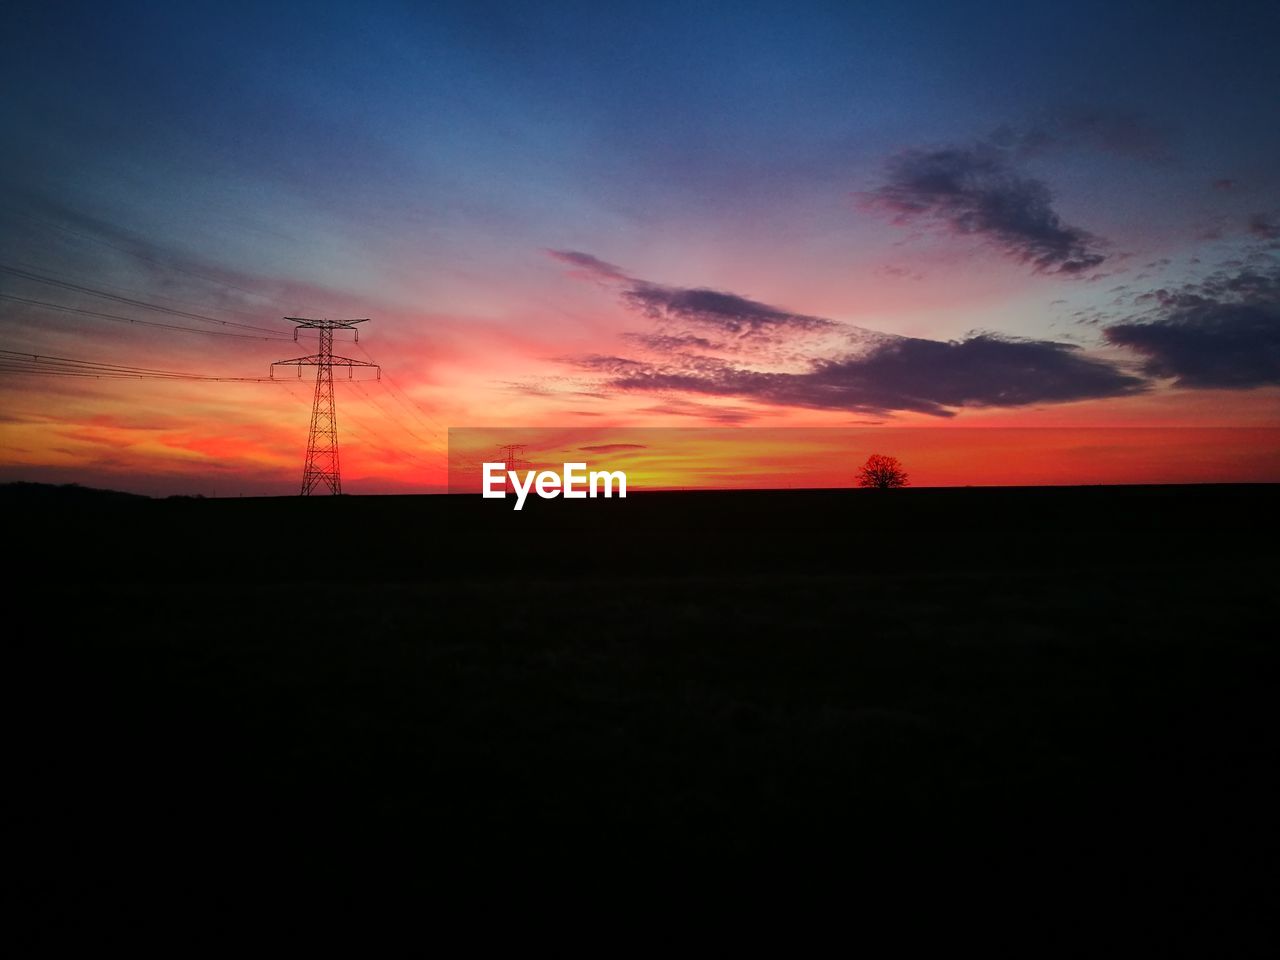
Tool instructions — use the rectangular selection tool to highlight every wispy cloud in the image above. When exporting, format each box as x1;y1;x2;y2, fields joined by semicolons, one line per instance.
573;333;1144;417
621;331;721;353
620;284;837;340
863;145;1107;275
545;249;631;283
549;248;842;343
1248;213;1279;240
641;400;758;424
553;251;1146;416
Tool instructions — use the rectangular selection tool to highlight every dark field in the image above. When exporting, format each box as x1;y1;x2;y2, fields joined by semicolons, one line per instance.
10;484;1279;923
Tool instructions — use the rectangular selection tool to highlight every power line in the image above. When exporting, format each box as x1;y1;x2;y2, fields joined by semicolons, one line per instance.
353;380;440;449
0;349;278;382
345;391;446;467
354;342;447;433
1;263;448;485
0;293;293;341
0;205;280;307
4;266;444;434
281;379;442;471
378;376;445;435
0;204;323;319
0;263;286;335
306;356;449;462
0;346;442;470
3;338;445;490
342;407;444;470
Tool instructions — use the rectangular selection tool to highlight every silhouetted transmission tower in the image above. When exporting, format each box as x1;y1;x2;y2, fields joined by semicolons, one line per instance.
496;443;531;473
271;317;380;496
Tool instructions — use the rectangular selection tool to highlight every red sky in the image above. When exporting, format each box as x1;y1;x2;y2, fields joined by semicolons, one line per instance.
2;238;1278;495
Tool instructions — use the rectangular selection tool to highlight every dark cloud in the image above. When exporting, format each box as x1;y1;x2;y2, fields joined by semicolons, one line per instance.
1106;305;1280;388
621;331;721;352
1214;179;1237;190
568;353;649;372
546;249;632;282
552;250;1145;415
579;443;646;453
865;146;1107;275
500;378;611;402
1104;262;1280;388
575;334;1145;417
621;284;836;339
1160;264;1279;306
552;247;849;346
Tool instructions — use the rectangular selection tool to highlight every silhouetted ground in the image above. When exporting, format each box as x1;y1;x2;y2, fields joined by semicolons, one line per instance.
9;484;1277;933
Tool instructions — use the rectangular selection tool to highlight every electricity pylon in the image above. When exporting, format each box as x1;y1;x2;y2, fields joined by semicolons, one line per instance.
271;317;380;496
496;443;531;472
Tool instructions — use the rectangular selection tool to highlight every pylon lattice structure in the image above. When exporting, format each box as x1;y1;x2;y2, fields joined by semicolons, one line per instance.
271;317;380;496
496;443;531;473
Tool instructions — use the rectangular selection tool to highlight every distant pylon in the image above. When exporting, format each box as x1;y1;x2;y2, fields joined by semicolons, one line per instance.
271;317;380;496
496;443;531;472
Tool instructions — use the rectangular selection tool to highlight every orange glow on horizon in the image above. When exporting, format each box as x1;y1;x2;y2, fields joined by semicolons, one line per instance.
447;427;1280;494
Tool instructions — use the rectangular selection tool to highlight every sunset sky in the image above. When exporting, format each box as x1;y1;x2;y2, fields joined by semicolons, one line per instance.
2;0;1277;494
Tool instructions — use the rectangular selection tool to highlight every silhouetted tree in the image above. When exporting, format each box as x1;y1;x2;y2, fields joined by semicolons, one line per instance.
857;453;909;489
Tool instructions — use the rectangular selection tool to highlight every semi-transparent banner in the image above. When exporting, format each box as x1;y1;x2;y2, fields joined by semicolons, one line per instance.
447;427;1280;497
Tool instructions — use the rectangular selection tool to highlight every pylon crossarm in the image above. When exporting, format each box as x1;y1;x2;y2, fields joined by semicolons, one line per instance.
283;317;369;327
272;356;377;368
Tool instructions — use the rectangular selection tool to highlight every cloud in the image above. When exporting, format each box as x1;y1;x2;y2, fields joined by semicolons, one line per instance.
622;331;721;352
1104;262;1280;388
551;249;1144;416
578;443;647;453
877;264;924;281
621;284;837;339
575;334;1145;417
546;249;632;282
550;248;841;343
864;146;1107;275
1106;306;1280;388
640;399;758;424
1248;214;1279;240
500;377;612;401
